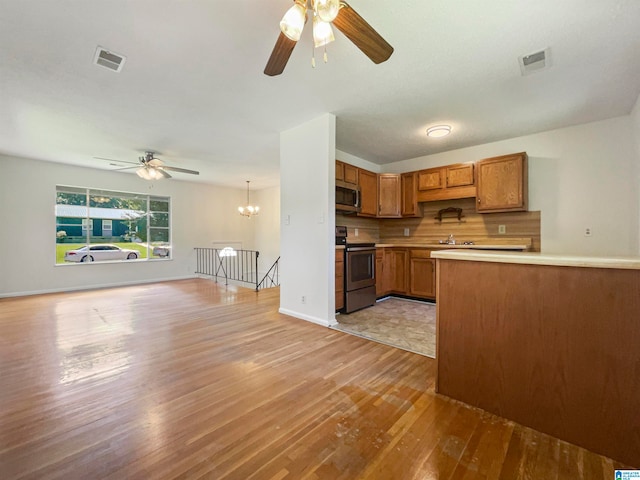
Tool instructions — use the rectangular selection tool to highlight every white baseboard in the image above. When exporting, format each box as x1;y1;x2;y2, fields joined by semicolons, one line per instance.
0;275;197;298
278;308;332;328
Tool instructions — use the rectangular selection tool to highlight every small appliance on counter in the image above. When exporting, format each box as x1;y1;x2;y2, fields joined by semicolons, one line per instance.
336;226;376;313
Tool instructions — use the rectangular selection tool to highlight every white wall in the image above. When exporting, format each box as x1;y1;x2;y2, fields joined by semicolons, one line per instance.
0;154;258;296
336;149;381;173
279;114;336;327
384;116;639;256
251;186;281;281
632;93;640;255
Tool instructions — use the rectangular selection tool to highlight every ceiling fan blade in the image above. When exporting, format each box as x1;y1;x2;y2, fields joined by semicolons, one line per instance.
157;168;172;179
332;1;394;64
94;156;139;166
113;166;138;171
264;31;298;76
162;166;200;175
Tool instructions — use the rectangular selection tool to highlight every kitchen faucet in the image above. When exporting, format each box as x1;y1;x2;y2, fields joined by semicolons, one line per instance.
440;234;456;245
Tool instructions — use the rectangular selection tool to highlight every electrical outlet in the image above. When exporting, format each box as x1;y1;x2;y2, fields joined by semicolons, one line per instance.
498;225;506;234
354;228;359;237
584;227;592;237
301;296;306;304
403;228;410;237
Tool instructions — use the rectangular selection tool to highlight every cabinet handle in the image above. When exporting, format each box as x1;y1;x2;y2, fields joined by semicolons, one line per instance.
477;198;481;203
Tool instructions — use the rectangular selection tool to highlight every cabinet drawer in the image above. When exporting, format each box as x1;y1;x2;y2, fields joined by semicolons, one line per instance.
410;249;432;259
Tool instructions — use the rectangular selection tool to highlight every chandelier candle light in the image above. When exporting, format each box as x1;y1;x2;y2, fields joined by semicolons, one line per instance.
238;181;259;217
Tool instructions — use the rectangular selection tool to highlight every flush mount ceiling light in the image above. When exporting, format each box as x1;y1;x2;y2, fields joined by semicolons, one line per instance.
238;181;260;218
426;125;452;138
264;0;393;76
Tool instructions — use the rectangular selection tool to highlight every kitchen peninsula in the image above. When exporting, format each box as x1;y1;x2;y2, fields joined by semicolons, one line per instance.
432;250;640;468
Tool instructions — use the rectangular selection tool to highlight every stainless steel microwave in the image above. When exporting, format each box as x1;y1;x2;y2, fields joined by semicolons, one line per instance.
336;180;361;213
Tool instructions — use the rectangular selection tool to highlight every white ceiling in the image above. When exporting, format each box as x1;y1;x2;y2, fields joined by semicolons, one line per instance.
1;1;639;189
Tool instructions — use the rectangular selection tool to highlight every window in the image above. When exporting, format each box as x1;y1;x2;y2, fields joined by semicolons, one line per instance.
56;186;171;264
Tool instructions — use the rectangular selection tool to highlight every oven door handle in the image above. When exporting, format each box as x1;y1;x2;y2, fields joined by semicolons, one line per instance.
346;247;376;252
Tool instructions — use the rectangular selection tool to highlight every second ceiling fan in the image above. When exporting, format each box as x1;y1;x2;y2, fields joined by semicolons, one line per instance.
264;0;393;76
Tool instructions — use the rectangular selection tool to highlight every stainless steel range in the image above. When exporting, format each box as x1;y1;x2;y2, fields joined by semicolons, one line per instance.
336;226;376;313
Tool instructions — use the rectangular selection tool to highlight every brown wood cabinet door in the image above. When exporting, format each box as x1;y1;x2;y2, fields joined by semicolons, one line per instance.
375;249;385;297
358;169;378;217
390;249;408;294
343;163;358;184
335;160;344;182
410;257;436;298
476;153;528;213
335;249;344;310
446;163;474;187
378;174;401;218
401;172;422;217
418;168;443;191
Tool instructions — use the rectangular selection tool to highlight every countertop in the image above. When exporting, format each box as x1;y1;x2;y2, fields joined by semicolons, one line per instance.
431;250;640;270
374;243;529;250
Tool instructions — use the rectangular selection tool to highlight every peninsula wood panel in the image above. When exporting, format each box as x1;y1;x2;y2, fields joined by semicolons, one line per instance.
436;259;640;467
0;279;633;477
379;198;541;251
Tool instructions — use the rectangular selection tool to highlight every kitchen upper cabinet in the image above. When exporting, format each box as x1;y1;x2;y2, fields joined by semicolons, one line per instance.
335;248;344;311
401;172;422;217
378;174;401;218
344;163;358;185
335;160;358;185
476;152;528;213
409;250;436;299
335;160;344;182
418;168;443;191
446;163;474;188
358;168;378;217
417;163;476;202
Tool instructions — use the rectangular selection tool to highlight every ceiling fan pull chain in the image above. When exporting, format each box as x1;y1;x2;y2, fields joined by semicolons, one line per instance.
324;46;328;63
311;43;316;68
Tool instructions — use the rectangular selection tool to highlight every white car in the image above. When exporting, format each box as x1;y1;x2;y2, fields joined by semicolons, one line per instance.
152;244;171;258
64;244;139;262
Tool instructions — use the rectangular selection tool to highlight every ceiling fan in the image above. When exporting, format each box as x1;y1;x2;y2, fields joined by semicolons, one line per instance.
264;0;393;76
96;152;200;180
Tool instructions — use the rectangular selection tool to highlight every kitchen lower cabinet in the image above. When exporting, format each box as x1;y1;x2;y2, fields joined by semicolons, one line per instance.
409;250;436;299
335;248;344;311
375;248;386;297
376;247;437;300
389;248;408;295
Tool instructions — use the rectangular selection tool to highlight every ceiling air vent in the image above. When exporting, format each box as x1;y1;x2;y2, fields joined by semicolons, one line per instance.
518;47;551;76
93;46;126;72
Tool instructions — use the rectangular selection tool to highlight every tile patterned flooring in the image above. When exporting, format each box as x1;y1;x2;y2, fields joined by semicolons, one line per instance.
333;297;436;358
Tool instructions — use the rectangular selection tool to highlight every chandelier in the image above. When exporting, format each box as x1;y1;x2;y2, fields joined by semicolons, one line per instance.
238;181;259;217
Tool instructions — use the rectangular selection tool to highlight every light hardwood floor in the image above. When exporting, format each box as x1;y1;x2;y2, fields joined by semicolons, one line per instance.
0;279;631;479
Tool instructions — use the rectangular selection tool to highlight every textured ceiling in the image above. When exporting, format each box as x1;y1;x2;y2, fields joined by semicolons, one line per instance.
1;0;639;188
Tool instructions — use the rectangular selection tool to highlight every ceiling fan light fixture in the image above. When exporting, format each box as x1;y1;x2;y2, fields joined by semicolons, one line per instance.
313;0;340;23
136;166;163;181
280;1;307;41
426;125;452;138
313;15;335;48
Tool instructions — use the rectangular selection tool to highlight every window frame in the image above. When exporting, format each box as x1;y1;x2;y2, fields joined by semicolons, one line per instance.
55;185;172;265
